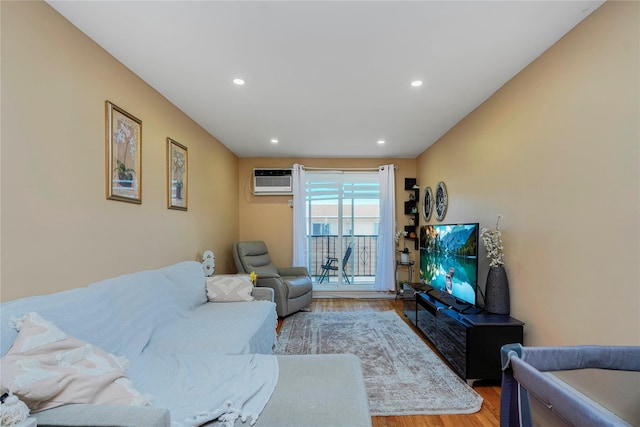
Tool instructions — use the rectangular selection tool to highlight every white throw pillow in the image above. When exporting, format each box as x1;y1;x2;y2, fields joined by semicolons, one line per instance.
0;312;151;412
206;275;254;302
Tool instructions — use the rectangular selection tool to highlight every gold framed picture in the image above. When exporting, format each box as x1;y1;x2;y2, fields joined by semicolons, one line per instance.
106;101;142;203
167;138;188;210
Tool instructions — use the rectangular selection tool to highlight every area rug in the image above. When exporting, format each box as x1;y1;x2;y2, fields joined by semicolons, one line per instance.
275;310;483;416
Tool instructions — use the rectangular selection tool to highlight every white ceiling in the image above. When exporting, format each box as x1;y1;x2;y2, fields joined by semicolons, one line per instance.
47;1;605;159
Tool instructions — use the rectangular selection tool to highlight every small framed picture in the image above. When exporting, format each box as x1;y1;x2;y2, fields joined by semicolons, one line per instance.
167;138;188;210
106;101;142;203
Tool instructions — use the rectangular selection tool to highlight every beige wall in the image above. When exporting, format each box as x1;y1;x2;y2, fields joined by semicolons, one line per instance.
1;1;240;301
238;158;416;269
416;1;639;422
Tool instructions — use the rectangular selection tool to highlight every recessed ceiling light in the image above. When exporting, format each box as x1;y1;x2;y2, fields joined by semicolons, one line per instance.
270;138;279;144
377;140;385;145
411;80;423;87
233;78;245;86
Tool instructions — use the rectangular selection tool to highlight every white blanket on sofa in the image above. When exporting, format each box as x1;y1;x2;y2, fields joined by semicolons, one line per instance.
1;262;280;427
129;352;279;427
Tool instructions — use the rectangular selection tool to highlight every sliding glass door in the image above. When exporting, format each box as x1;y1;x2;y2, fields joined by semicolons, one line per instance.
306;172;379;290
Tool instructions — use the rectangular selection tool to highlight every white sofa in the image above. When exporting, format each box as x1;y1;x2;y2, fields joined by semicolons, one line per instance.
1;261;371;427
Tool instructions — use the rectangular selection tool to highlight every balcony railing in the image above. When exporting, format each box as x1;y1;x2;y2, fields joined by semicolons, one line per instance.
309;235;378;283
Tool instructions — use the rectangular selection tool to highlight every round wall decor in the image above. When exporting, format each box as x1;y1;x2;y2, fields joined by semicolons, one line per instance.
422;186;433;222
435;181;448;221
202;250;216;276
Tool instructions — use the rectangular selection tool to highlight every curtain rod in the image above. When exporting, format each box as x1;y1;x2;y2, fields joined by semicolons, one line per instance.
298;165;397;171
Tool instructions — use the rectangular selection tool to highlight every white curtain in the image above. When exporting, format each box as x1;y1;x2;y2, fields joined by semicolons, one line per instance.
292;163;307;267
374;164;396;292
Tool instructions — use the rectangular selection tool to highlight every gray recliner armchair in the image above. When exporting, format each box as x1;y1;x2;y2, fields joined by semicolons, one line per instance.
232;241;313;317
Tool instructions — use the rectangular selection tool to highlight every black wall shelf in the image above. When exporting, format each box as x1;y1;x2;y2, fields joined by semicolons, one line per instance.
404;178;419;250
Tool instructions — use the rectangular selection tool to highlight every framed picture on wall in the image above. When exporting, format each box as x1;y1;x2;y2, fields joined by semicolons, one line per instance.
167;138;188;210
106;101;142;203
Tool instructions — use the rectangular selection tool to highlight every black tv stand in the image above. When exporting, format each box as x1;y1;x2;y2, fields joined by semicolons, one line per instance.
402;283;524;382
460;305;484;315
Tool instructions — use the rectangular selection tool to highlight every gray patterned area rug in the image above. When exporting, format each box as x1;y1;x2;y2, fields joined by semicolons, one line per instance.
275;310;483;416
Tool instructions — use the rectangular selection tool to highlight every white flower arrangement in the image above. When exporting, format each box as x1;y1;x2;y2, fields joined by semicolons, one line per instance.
481;214;505;267
394;230;408;247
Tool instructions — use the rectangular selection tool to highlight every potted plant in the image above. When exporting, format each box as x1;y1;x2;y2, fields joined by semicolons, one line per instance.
395;230;410;263
115;160;135;188
400;247;410;263
174;180;184;200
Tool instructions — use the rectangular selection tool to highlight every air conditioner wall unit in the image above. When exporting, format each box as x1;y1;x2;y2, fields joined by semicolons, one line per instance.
253;168;293;195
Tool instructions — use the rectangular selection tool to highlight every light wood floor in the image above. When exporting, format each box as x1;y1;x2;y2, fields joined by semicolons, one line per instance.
278;298;501;427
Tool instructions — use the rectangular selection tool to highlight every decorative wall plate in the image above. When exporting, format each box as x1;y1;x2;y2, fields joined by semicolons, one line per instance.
422;186;433;222
435;181;448;221
202;250;215;276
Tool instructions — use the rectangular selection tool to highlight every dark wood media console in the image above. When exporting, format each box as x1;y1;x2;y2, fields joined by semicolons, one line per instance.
403;282;524;382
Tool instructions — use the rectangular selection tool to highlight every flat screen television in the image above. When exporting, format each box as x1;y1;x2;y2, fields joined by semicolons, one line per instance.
419;223;479;306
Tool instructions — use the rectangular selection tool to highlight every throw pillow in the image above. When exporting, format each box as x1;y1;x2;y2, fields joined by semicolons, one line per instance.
0;312;151;412
206;275;255;302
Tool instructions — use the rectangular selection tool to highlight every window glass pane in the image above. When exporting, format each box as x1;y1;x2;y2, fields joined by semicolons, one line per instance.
306;171;379;288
